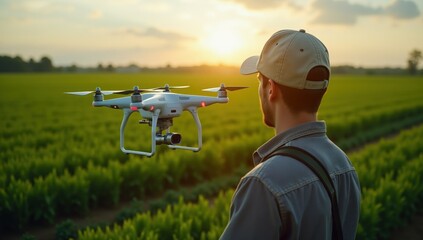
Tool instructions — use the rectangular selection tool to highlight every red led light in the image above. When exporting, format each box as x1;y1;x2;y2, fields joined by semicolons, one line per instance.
201;101;206;107
150;106;155;111
130;106;138;111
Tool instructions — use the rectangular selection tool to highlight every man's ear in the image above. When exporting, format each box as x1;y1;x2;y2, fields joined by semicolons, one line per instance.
268;79;279;101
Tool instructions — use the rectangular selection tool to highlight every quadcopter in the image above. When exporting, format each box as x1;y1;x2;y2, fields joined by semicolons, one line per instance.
65;84;247;157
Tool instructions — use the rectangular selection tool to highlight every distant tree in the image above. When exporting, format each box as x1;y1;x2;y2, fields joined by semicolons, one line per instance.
407;49;422;75
13;56;28;72
28;58;36;72
106;64;114;72
0;56;12;72
68;64;78;72
0;55;27;72
97;63;104;72
37;56;54;72
0;55;55;72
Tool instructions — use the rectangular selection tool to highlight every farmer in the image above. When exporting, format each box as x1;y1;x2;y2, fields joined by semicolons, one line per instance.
220;29;361;240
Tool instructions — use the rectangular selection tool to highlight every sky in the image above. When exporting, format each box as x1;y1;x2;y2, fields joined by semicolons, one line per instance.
0;0;422;68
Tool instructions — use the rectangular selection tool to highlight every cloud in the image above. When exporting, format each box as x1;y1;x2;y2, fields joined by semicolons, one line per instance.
223;0;421;25
311;0;420;25
385;0;420;19
311;0;382;25
126;27;195;42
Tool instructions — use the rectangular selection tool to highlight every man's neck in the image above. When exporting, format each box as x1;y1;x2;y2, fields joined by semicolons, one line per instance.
274;110;317;134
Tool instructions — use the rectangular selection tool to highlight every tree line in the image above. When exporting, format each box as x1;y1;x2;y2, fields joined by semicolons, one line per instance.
0;55;54;73
0;55;115;73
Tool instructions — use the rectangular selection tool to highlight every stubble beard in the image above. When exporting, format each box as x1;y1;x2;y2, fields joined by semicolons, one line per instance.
261;100;275;128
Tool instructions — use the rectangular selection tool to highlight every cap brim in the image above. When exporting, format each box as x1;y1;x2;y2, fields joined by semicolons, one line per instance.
240;55;259;75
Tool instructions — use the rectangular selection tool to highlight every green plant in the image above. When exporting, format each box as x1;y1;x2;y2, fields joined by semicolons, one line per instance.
56;219;78;240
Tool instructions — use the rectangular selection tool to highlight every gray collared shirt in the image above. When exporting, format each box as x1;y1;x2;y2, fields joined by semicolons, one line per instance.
220;121;360;240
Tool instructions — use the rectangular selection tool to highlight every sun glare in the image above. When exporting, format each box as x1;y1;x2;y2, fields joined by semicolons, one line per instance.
203;29;241;56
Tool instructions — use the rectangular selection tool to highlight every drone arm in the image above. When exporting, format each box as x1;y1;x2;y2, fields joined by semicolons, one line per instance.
120;108;160;157
168;106;202;152
179;95;228;109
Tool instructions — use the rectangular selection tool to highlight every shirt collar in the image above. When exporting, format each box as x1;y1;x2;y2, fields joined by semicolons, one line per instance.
252;121;327;166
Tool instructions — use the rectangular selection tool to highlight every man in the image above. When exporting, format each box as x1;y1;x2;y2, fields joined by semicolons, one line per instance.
220;29;361;240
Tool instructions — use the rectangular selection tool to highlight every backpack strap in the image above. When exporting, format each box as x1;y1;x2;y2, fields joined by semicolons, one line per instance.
262;146;343;240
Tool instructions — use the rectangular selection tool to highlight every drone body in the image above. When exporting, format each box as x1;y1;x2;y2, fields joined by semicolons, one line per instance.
66;84;246;157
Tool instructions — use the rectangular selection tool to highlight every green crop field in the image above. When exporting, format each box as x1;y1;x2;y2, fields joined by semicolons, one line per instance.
1;73;423;239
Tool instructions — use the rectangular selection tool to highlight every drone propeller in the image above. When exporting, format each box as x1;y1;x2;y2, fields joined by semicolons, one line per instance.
153;84;190;92
65;87;121;96
65;86;158;96
202;84;248;92
113;87;158;95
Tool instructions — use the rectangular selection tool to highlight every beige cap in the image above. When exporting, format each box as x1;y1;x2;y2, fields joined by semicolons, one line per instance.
240;29;330;90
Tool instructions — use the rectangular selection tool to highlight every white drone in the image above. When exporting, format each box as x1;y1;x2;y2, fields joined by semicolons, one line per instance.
66;84;247;157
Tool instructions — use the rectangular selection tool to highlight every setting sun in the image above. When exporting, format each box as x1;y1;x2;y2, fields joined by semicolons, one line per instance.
203;29;242;56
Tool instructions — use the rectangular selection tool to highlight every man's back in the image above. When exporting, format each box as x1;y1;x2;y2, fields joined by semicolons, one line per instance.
220;122;361;240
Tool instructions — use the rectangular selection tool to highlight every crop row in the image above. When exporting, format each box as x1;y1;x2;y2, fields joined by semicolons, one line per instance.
352;128;423;239
76;124;423;240
79;191;233;240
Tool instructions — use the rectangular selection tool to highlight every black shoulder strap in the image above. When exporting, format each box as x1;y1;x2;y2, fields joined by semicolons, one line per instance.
263;146;343;240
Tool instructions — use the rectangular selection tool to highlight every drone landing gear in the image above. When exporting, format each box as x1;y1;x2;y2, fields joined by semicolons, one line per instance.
168;107;202;152
120;107;202;157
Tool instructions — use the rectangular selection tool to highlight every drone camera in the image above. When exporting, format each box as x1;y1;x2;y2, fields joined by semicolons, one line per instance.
156;133;182;145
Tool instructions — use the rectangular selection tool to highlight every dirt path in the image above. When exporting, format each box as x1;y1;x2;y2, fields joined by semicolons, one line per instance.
389;210;423;240
2;203;127;240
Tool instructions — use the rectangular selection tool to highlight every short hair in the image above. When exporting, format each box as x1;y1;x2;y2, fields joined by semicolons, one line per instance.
261;66;329;114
